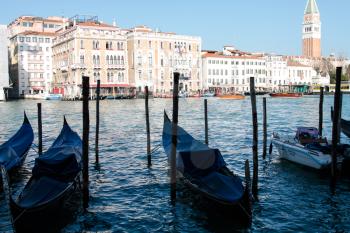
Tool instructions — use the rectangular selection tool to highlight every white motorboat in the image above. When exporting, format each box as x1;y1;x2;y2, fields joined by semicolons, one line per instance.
271;127;332;170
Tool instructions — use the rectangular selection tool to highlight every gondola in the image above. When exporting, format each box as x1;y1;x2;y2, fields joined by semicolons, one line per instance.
162;112;251;221
10;117;82;232
0;112;34;172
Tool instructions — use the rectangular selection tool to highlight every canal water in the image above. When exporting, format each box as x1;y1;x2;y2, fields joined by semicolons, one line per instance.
0;95;350;232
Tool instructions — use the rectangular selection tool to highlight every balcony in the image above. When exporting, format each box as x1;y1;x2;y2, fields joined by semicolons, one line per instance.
71;63;86;70
59;65;68;72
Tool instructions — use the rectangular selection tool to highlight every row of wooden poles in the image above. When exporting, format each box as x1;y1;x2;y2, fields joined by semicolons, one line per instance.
143;67;345;203
32;67;343;210
143;73;261;201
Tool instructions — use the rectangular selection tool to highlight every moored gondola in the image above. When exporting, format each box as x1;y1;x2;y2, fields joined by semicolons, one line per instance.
0;112;34;172
10;117;82;232
162;112;251;221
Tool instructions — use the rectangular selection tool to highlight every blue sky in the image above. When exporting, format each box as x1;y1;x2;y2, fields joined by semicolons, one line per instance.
1;0;349;57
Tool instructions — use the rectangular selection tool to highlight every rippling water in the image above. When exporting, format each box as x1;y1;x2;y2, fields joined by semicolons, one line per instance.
1;95;350;232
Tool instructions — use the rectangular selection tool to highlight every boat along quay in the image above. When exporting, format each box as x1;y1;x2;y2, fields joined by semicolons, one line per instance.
1;95;350;232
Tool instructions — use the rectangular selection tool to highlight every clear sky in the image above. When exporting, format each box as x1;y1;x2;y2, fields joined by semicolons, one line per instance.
1;0;349;57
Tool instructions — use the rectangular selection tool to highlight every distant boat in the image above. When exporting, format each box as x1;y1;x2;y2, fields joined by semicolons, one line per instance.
0;112;34;172
11;117;82;231
219;94;245;100
162;112;251;220
271;127;335;169
269;93;303;98
45;93;62;100
202;92;215;97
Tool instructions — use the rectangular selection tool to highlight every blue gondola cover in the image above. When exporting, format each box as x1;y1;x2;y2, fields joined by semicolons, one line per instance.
0;113;34;171
162;112;245;204
32;123;82;182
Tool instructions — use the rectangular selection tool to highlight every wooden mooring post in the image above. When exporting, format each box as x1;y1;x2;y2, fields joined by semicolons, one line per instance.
170;72;180;203
145;86;151;166
244;159;252;220
250;77;258;199
262;97;267;159
0;166;15;233
204;99;208;145
318;87;324;136
37;103;43;155
95;79;100;164
82;76;90;209
331;67;342;190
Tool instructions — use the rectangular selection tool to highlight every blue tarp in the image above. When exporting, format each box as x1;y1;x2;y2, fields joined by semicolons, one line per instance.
0;115;34;170
32;123;82;182
162;113;226;176
199;172;244;203
162;112;244;204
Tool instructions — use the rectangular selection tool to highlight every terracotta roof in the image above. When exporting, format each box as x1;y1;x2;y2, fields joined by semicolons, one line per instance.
16;16;65;23
287;60;310;67
77;21;116;28
202;52;263;60
18;31;57;37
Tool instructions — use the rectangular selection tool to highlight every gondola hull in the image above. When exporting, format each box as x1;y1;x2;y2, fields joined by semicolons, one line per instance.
11;176;80;232
0;112;34;172
162;112;250;221
11;118;82;231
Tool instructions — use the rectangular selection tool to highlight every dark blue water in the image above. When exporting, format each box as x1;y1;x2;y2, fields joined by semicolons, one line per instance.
1;96;350;232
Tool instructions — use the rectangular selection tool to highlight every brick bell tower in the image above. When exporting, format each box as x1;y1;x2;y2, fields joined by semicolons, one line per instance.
302;0;321;58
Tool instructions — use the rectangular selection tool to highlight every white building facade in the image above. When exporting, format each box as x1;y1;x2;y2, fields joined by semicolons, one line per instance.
202;47;267;94
0;25;9;100
52;16;129;98
127;26;202;96
8;31;55;98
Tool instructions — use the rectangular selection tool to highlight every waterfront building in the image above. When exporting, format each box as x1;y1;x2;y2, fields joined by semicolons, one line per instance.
127;26;202;96
7;16;66;98
52;15;129;98
8;31;56;98
286;60;316;93
7;16;66;38
265;55;289;92
0;25;10;101
201;46;267;94
302;0;321;58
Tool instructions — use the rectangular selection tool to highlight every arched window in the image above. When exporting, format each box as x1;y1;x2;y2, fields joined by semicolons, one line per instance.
118;73;121;82
113;56;117;65
148;53;152;66
93;55;96;65
107;72;110;82
93;72;97;82
97;55;100;65
121;56;124;65
106;42;109;50
121;73;124;82
137;53;142;65
80;55;85;64
106;55;109;65
117;56;121;65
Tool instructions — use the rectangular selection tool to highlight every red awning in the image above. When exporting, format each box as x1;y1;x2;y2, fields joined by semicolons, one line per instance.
31;86;44;90
89;84;134;88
